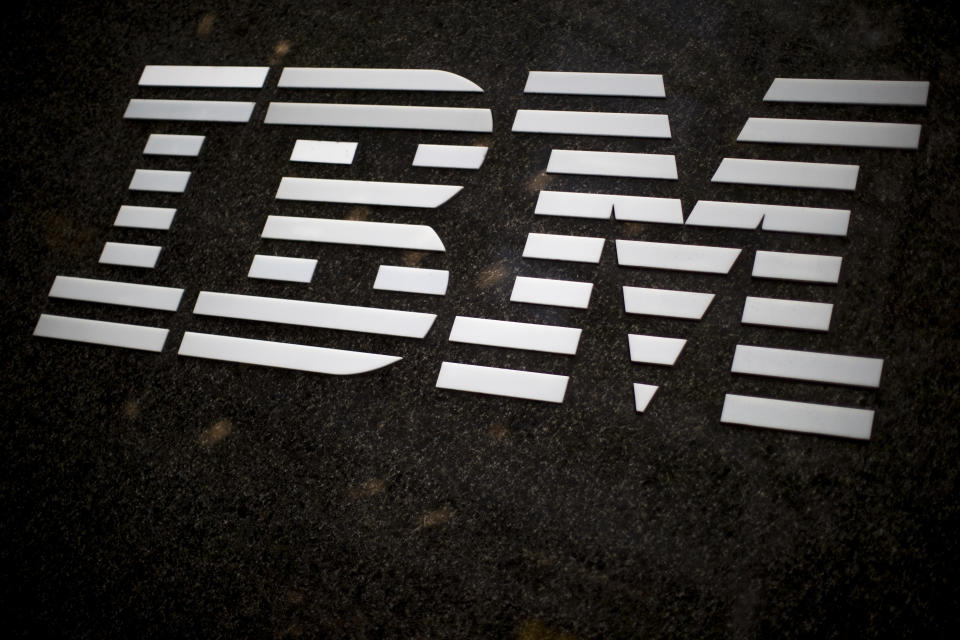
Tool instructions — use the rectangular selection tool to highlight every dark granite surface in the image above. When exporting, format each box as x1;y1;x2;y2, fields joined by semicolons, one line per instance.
2;1;959;637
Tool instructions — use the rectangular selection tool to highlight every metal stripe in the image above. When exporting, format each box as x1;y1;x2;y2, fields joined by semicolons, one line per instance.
262;216;445;252
622;286;715;320
124;99;255;123
412;144;488;169
522;233;605;263
547;150;678;179
435;362;569;403
513;110;671;138
741;297;833;332
178;332;400;376
48;276;183;311
628;334;686;366
113;205;176;230
449;317;581;355
193;291;436;339
510;277;593;309
275;176;461;208
752;251;842;284
277;68;482;92
373;266;449;296
712;158;859;190
616;240;740;274
265;102;493;132
524;71;665;97
247;255;317;283
731;345;883;388
738;118;921;149
763;78;929;106
139;65;268;88
721;394;874;440
290;140;357;164
33;314;168;352
99;242;162;269
128;169;190;193
143;134;205;156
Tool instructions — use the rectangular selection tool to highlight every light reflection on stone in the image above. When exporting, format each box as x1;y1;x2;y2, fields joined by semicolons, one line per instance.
346;205;370;221
475;261;509;289
350;477;386;498
620;221;646;238
199;418;233;446
275;623;304;638
526;171;554;193
269;40;292;65
415;506;454;530
515;619;578;640
122;399;140;420
401;250;427;267
44;214;97;256
196;13;215;36
488;422;508;442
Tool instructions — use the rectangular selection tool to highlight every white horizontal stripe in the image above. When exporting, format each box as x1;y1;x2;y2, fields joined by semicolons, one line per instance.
48;276;183;311
522;233;604;263
510;276;593;309
628;334;686;366
435;362;569;403
761;206;850;236
275;176;461;208
763;78;929;106
248;255;317;283
143;134;205;156
534;190;682;223
128;169;190;193
732;345;883;388
622;286;715;320
738;118;921;149
686;200;849;236
741;297;833;331
114;205;176;230
290;140;357;164
613;196;684;223
633;384;659;412
752;251;842;284
193;291;436;338
34;314;168;352
99;242;161;269
616;240;740;274
535;190;611;219
721;394;874;440
277;67;482;92
413;144;488;169
373;266;449;295
547;150;678;179
178;332;400;376
524;71;665;97
712;158;859;190
139;65;268;88
264;102;493;132
686;200;763;228
262;216;445;252
512;110;671;138
449;317;581;355
124;99;255;122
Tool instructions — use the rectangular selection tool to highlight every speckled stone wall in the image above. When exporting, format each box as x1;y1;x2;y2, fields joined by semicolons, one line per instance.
2;1;958;637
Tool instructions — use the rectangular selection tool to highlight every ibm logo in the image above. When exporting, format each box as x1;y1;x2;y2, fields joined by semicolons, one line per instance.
33;66;928;440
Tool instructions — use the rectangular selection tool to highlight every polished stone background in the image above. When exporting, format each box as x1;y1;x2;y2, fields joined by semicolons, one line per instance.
2;1;958;637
